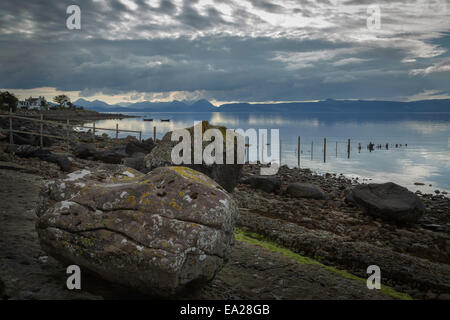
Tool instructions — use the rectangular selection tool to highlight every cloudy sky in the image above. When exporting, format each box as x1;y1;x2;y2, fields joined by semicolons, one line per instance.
1;0;450;105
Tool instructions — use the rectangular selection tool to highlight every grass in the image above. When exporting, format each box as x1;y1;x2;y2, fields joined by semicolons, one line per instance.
235;228;412;300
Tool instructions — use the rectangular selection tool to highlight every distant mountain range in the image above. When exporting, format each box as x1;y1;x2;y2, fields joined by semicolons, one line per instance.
73;98;450;113
73;98;218;113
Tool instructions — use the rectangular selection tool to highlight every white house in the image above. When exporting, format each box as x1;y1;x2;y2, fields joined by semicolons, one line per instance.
18;96;47;110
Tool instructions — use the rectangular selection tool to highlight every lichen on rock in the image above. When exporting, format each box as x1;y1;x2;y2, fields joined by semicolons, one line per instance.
36;165;238;297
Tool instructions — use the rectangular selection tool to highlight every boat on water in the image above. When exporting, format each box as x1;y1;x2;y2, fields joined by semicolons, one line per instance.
161;119;170;122
143;118;153;121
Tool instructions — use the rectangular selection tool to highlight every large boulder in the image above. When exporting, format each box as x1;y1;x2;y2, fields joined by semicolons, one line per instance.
349;182;425;223
242;176;281;193
144;121;243;193
36;165;238;296
286;183;325;200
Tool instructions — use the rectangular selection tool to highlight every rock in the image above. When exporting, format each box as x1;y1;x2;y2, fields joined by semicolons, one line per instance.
144;121;243;192
6;144;40;156
73;144;97;159
0;148;10;161
243;176;281;193
122;153;146;171
349;182;425;223
286;183;325;200
0;277;5;298
11;133;35;145
5;145;73;172
414;182;425;186
74;144;131;164
125;139;155;156
93;147;128;164
36;165;238;297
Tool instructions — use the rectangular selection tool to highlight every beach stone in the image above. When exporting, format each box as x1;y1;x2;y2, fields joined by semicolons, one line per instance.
5;145;73;172
286;183;325;200
243;176;281;193
125;139;155;156
93;147;128;164
144;121;243;192
122;153;146;171
350;182;425;223
36;165;238;297
73;143;97;159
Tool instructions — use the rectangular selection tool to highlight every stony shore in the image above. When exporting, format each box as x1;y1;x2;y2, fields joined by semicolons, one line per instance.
0;116;448;300
12;109;136;122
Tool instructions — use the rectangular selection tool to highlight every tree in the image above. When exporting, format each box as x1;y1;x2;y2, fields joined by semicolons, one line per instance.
40;99;47;107
53;95;71;108
0;91;19;112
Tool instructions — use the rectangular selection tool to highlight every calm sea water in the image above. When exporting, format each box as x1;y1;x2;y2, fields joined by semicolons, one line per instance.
86;112;450;194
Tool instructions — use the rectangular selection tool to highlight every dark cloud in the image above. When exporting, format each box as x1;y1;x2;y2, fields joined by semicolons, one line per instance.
0;0;449;101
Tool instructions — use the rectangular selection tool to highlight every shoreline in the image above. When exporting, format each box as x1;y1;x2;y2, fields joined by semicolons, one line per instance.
0;118;449;300
12;109;138;122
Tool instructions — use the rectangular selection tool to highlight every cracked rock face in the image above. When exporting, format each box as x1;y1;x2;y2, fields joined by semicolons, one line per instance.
36;165;238;297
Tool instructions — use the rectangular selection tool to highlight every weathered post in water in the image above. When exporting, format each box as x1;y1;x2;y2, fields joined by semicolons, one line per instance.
323;137;327;163
153;126;156;142
347;139;351;159
311;141;313;160
336;141;338;158
115;123;119;143
297;136;301;167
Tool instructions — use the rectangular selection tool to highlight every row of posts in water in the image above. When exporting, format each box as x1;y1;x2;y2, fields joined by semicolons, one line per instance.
252;137;408;166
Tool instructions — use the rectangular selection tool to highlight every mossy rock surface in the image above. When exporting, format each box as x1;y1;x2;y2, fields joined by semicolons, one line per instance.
36;165;238;297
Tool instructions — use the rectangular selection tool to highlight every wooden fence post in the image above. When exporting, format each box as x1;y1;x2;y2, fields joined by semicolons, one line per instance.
40;114;43;148
297;136;301;168
115;124;119;143
9;108;13;146
323;137;327;163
